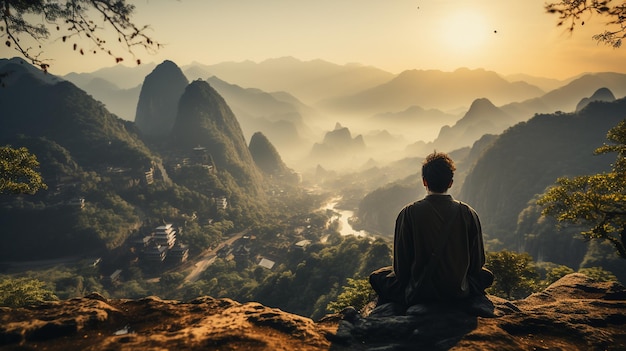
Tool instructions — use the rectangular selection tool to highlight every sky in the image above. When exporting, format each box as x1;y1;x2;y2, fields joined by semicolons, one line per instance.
3;0;626;79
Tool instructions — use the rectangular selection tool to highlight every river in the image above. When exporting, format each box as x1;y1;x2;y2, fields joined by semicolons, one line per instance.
323;197;371;238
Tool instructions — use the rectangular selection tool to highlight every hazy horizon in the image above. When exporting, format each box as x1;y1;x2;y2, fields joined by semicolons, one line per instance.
4;0;626;79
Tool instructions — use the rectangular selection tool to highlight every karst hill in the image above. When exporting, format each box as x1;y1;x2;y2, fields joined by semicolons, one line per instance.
2;274;625;350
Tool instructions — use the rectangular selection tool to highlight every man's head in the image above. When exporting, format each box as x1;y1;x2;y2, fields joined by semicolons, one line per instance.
422;151;456;193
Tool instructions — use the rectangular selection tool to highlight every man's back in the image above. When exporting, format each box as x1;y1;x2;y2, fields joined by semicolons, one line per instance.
394;195;481;303
369;151;492;308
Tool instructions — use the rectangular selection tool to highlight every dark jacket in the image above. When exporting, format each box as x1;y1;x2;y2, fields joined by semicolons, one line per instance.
393;194;486;303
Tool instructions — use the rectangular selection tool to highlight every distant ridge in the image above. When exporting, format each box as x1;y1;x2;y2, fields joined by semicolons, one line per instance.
576;87;616;111
184;57;394;104
0;65;153;168
500;72;626;121
460;97;626;245
320;68;544;115
413;98;512;153
0;57;64;85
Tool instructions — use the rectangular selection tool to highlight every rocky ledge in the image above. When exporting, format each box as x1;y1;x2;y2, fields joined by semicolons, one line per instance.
1;273;625;350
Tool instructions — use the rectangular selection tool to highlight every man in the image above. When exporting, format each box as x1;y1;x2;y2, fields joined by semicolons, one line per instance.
369;151;493;311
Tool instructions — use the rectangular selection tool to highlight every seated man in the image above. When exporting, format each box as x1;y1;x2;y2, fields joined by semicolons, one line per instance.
369;152;493;312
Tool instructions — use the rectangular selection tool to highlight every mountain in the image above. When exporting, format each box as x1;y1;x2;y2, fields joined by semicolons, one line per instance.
1;57;65;85
0;65;153;169
203;76;319;161
135;60;189;137
307;124;367;171
183;57;395;104
320;68;545;115
459;98;626;248
249;132;298;183
0;62;158;259
370;105;459;142
63;62;157;89
503;73;567;92
500;72;626;122
430;98;513;152
576;87;616;111
170;80;265;196
61;76;141;121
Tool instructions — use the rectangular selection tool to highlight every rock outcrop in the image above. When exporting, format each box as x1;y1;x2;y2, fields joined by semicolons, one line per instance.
135;60;189;137
1;274;625;350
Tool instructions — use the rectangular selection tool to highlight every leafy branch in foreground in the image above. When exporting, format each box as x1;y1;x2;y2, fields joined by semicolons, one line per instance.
546;0;626;48
1;0;162;71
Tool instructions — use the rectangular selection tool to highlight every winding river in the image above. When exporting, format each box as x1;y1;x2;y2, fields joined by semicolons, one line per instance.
323;197;371;238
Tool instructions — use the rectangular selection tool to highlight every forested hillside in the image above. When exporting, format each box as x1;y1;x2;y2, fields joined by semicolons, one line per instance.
0;63;268;260
460;99;625;244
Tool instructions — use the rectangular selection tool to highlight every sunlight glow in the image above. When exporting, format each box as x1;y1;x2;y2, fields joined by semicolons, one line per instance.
439;9;490;54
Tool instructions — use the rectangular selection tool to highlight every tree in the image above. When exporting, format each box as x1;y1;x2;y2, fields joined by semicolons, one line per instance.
538;119;626;259
0;145;47;195
1;0;161;71
546;0;626;48
326;278;375;313
0;277;58;307
485;250;539;300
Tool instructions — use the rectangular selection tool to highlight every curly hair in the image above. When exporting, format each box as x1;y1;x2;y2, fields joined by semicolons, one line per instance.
422;151;456;193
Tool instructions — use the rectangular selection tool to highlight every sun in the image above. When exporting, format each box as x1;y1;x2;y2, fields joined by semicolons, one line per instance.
439;10;490;54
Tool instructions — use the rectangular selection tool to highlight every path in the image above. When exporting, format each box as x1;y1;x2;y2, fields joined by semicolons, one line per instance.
183;229;248;283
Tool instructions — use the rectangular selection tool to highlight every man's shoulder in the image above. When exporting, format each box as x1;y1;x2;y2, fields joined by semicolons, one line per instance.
457;200;478;214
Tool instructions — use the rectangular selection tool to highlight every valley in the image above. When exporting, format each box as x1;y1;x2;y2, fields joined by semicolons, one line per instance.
1;56;626;318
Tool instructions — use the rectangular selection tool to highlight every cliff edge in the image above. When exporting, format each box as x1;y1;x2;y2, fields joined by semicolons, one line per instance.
1;273;625;350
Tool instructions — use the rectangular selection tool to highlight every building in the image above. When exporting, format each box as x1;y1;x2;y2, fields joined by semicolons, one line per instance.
144;167;154;185
216;196;228;210
68;197;85;209
108;269;123;284
142;245;167;262
131;235;153;249
168;243;189;263
258;258;275;270
294;240;312;251
153;224;176;249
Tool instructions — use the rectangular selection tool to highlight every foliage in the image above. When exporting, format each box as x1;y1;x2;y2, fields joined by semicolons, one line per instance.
1;0;161;70
538;119;626;259
485;250;539;300
0;277;57;307
75;192;140;250
251;234;391;319
326;278;374;313
545;265;576;285
546;0;626;48
578;266;618;282
461;101;625;248
0;146;47;194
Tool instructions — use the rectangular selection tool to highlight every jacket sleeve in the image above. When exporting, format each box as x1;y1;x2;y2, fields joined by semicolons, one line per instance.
467;206;486;274
393;206;414;287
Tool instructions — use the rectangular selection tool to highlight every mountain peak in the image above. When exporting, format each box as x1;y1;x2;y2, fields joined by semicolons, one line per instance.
576;87;616;111
249;132;297;183
170;80;264;195
0;57;64;85
134;60;189;137
467;97;498;112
